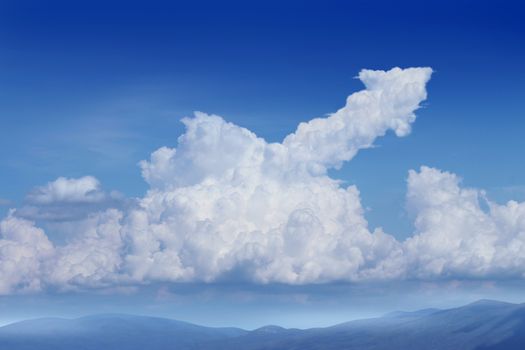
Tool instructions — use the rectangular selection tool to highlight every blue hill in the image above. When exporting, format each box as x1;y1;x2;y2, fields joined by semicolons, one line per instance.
1;300;524;349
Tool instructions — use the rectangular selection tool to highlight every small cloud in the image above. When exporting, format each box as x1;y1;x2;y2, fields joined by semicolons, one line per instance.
18;176;126;222
26;176;107;205
0;198;11;206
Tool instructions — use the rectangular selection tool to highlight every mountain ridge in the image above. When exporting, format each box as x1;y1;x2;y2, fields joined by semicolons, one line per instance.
1;300;524;350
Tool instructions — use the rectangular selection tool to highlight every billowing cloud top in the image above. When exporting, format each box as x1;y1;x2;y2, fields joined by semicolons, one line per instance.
1;67;524;295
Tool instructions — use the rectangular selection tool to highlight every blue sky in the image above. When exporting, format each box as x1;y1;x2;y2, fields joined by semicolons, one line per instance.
0;0;524;327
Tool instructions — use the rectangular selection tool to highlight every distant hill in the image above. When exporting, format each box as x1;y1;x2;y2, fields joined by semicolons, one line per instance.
1;300;524;350
0;314;247;350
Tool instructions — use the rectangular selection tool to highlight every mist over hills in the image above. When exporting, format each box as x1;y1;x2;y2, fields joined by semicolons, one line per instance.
1;300;524;350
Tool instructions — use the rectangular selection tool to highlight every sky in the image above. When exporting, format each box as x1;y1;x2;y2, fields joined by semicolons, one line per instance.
0;0;524;328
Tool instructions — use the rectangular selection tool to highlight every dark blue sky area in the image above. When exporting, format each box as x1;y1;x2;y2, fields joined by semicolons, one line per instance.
1;0;524;237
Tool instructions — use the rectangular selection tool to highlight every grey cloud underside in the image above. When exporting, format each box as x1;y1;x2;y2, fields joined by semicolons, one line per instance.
1;67;524;295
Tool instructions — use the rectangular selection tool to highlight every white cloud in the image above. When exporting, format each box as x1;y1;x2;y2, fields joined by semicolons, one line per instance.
129;67;432;284
47;209;125;289
282;67;431;173
26;176;107;204
0;212;54;294
405;166;525;279
9;66;524;294
140;67;432;189
19;176;124;222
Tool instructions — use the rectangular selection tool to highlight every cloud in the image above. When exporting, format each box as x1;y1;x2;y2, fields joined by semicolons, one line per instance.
19;176;124;222
26;176;106;204
9;66;522;294
140;67;432;188
0;212;53;294
0;198;11;206
281;67;431;173
404;166;525;279
130;67;431;284
47;209;124;289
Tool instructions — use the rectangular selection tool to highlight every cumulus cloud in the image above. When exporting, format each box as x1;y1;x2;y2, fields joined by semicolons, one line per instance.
19;176;124;222
47;209;125;289
405;166;525;279
6;66;522;294
130;67;432;284
282;67;431;173
0;212;53;294
26;176;107;204
140;67;432;188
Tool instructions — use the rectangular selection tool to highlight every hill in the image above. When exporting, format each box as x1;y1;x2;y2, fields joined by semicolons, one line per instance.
1;300;524;349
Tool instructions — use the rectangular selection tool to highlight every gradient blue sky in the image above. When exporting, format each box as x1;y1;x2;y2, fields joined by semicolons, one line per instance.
0;0;524;327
